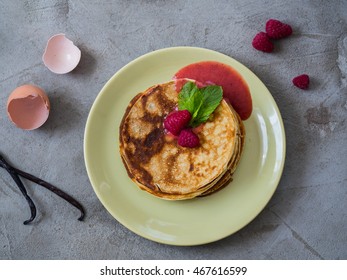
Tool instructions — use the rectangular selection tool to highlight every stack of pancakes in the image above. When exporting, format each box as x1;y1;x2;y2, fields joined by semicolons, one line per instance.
119;81;245;200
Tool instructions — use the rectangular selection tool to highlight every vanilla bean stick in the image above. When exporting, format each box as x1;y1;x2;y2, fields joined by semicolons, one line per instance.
0;154;85;223
12;167;85;221
0;155;36;224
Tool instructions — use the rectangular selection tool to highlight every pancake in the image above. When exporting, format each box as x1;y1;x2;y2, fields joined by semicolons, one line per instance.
199;110;245;197
119;80;245;200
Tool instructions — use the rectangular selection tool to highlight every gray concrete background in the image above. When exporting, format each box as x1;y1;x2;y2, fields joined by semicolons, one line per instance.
0;0;346;259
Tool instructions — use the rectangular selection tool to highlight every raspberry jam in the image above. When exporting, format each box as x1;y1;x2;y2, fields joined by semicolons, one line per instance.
174;61;252;120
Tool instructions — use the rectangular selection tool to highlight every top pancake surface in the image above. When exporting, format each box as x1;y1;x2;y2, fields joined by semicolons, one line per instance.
119;81;238;196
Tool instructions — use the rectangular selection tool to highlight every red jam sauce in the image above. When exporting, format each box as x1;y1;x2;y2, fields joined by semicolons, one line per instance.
173;61;252;120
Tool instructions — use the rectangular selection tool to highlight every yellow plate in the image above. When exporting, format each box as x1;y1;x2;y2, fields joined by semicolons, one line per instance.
84;47;286;246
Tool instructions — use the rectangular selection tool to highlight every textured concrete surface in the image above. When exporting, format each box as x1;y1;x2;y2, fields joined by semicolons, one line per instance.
0;0;346;260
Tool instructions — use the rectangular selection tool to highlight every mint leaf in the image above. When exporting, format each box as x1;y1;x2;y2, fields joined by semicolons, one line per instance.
177;81;223;127
178;82;200;114
192;85;223;126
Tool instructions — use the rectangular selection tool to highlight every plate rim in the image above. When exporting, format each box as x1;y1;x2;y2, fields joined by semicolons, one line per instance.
84;46;286;245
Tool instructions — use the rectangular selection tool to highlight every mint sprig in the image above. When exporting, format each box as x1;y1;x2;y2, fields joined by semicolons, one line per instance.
178;81;223;127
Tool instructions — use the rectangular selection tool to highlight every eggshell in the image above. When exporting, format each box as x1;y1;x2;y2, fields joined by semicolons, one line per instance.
42;33;81;74
7;84;50;130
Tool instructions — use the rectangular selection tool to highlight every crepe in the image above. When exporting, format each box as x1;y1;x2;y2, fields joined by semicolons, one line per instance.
119;81;245;200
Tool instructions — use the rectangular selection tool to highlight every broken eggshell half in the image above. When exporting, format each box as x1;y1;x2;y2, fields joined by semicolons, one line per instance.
7;84;50;130
42;34;81;74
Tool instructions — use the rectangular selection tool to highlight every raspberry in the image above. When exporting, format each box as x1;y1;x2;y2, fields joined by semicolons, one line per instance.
266;19;292;39
252;32;274;53
178;129;200;148
292;74;310;89
164;110;191;136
